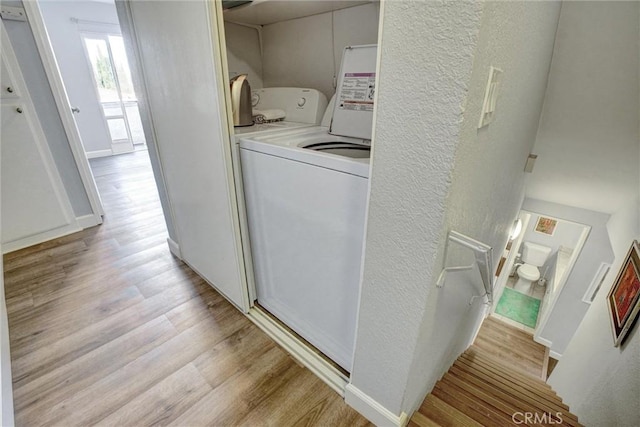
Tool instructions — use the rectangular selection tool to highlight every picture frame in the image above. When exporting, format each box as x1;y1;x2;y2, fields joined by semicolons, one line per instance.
607;240;640;347
534;216;557;236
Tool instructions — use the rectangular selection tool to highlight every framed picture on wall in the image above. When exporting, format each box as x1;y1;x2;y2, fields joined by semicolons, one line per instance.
534;216;558;236
607;240;640;347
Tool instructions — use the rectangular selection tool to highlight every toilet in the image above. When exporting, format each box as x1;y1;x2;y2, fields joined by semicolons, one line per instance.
514;242;552;294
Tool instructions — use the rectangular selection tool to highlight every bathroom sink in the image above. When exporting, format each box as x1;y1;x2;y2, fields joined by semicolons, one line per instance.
300;141;370;159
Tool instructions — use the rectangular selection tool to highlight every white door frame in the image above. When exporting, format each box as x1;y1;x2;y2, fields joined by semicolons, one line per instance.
74;19;135;154
22;1;105;222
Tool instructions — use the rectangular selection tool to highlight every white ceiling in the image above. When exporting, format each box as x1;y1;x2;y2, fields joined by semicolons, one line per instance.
223;0;372;25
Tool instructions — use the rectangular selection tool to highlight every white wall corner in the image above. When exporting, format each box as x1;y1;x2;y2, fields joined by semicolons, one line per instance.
166;237;182;260
76;213;102;229
345;384;409;427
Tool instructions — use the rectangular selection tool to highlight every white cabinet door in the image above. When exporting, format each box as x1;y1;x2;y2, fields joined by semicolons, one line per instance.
1;23;76;252
0;105;74;246
0;53;19;100
126;1;247;310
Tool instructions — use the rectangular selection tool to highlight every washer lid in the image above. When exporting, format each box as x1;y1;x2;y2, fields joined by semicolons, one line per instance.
330;45;377;140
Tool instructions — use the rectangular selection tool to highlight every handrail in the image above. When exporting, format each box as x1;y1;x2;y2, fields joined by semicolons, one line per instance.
436;230;494;305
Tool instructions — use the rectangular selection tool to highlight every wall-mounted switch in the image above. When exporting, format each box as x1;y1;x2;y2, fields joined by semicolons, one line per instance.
0;6;27;22
524;154;538;173
478;66;503;128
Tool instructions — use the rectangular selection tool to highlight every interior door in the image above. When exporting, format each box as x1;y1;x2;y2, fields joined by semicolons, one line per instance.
0;23;76;251
125;0;248;310
83;34;135;154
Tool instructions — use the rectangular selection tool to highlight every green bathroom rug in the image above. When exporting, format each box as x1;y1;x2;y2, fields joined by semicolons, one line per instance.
495;288;541;328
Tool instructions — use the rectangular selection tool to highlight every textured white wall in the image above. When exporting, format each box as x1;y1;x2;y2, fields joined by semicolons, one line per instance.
403;1;563;413
348;0;483;415
522;199;615;355
548;200;640;425
261;3;379;99
39;1;119;154
224;22;263;88
526;1;639;214
349;0;562;416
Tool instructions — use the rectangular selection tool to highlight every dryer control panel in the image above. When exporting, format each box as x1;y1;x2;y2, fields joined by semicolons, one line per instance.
252;87;328;125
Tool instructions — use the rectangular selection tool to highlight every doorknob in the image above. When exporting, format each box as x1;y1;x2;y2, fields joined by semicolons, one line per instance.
16;107;22;114
6;86;13;93
71;107;80;113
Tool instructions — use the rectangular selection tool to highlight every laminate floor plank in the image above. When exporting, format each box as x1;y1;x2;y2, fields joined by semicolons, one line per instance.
94;363;212;427
13;316;177;414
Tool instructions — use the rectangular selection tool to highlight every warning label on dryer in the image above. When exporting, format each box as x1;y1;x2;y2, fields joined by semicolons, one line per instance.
338;72;376;112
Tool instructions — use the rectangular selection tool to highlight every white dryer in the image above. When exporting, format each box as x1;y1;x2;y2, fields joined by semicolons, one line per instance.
239;45;377;371
232;87;327;139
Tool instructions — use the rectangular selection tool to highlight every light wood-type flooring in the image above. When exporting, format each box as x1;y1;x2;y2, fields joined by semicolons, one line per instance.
4;151;371;426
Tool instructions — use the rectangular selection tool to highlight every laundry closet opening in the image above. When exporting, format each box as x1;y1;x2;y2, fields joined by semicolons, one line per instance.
220;0;381;376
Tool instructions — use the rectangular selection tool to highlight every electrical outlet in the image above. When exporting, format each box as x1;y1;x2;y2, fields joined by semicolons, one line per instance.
1;6;27;22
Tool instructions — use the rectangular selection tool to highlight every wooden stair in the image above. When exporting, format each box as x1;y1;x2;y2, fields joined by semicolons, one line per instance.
410;319;582;426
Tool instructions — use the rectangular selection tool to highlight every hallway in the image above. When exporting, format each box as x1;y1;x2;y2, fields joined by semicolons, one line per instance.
3;151;369;426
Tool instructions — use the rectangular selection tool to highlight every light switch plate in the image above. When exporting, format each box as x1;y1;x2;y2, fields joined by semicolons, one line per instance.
0;6;27;22
478;66;503;128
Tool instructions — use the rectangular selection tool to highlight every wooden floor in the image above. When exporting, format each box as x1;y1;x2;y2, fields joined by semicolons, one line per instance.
4;151;370;427
410;316;581;426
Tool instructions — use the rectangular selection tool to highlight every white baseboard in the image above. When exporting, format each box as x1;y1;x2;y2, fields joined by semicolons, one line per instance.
76;213;103;229
247;307;348;396
86;149;113;159
111;142;135;155
549;350;562;360
345;384;409;427
167;238;182;259
534;335;553;348
2;223;82;254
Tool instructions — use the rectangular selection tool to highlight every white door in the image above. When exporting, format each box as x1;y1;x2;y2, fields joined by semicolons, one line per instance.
81;32;147;154
0;22;77;252
124;1;248;310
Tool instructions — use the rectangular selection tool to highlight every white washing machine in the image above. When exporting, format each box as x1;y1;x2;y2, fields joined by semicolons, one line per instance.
239;45;377;371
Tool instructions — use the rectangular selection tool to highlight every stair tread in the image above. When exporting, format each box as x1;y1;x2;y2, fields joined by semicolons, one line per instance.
433;380;516;427
410;411;442;427
473;338;545;377
422;395;483;427
440;373;549;426
453;359;573;415
450;364;581;426
460;352;559;398
465;346;553;389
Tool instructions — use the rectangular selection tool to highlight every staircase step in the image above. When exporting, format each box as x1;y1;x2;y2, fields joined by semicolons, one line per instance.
449;364;581;426
409;411;442;427
421;394;483;427
433;379;516;427
453;359;571;413
440;372;548;427
460;351;558;399
473;337;545;378
465;346;554;391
